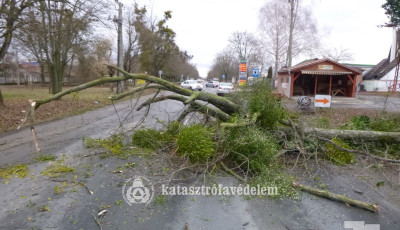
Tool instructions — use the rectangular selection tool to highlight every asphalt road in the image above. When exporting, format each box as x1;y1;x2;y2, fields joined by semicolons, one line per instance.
0;87;399;230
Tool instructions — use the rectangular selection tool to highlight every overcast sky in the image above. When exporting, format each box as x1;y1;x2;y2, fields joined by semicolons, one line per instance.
126;0;393;77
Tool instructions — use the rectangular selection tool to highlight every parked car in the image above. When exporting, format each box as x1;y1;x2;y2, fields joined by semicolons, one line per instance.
212;81;220;88
217;82;235;96
206;81;214;87
180;80;203;91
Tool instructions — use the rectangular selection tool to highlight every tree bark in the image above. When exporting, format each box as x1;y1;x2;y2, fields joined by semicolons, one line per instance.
279;120;400;142
292;182;380;212
137;94;231;122
286;0;298;67
303;127;400;142
109;66;240;115
0;89;4;107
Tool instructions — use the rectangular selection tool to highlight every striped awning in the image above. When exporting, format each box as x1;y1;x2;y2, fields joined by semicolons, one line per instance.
301;70;353;75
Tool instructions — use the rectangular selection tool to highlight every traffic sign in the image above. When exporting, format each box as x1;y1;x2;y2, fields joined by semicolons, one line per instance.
252;68;259;77
222;74;225;79
239;72;247;80
314;95;331;108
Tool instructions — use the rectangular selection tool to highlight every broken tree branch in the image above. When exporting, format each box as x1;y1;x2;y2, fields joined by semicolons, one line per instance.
108;66;240;115
184;91;201;104
220;112;260;128
319;137;400;163
280;120;400;142
220;161;246;182
137;94;231;122
292;182;380;213
109;84;167;101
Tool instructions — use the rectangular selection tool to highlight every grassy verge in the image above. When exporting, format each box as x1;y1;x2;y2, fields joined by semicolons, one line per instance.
0;85;154;132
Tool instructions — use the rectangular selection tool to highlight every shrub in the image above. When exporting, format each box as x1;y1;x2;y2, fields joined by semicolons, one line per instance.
341;115;370;130
252;164;298;199
324;137;355;165
176;125;215;163
132;129;164;149
370;115;400;132
222;125;279;173
230;80;286;130
161;121;181;145
101;134;123;155
131;122;181;150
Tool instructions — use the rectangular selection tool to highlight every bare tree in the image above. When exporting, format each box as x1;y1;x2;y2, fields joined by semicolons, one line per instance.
287;0;299;67
0;0;36;107
0;0;34;61
16;0;107;94
321;47;354;63
123;6;140;74
208;48;238;82
259;0;290;78
165;50;199;81
229;31;258;61
258;0;319;76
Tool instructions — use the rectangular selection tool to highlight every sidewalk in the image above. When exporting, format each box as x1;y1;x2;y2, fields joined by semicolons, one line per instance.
288;95;400;111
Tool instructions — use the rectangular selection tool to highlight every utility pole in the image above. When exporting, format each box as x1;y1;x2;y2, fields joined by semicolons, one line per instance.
287;0;297;68
114;1;124;94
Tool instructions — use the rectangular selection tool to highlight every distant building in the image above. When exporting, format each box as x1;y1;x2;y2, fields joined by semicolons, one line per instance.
277;58;362;98
342;63;374;75
0;61;46;84
361;29;400;92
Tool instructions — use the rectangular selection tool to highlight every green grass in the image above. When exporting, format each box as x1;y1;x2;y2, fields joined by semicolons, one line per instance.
1;86;115;101
41;164;75;177
0;85;157;132
35;155;56;162
0;164;29;179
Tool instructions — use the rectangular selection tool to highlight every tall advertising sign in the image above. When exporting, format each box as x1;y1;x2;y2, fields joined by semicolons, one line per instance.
239;59;247;86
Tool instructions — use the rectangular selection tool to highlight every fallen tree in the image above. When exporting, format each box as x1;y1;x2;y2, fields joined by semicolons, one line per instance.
20;65;400;213
22;66;400;158
22;66;400;164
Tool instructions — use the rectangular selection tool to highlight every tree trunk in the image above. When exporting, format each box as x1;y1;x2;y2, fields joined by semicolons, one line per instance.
40;62;46;83
303;127;400;142
0;89;5;107
286;0;295;67
49;57;65;95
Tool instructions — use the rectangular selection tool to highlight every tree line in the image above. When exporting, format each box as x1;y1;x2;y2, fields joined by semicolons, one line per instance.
207;0;356;83
0;0;199;95
1;0;400;100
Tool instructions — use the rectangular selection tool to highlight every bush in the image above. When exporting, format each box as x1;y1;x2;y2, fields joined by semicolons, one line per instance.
176;125;215;163
230;80;286;130
131;122;181;150
340;114;400;132
341;115;370;130
370;115;400;132
222;125;279;173
325;137;355;165
252;164;298;199
161;121;181;144
132;129;164;149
